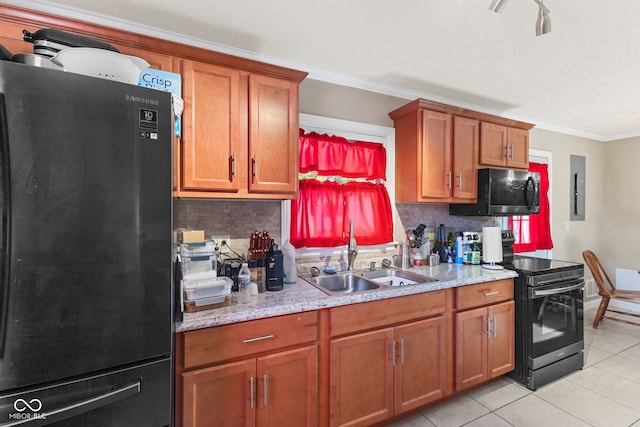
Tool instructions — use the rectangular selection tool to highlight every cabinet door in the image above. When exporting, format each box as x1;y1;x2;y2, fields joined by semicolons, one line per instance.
248;74;298;197
455;307;488;392
182;359;255;427
181;60;242;192
452;117;478;200
394;317;447;414
488;300;515;378
330;328;394;427
420;110;452;199
257;345;318;427
506;127;529;169
479;122;507;167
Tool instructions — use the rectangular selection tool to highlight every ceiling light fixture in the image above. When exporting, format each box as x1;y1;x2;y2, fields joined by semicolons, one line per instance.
488;0;551;36
534;0;551;36
488;0;509;14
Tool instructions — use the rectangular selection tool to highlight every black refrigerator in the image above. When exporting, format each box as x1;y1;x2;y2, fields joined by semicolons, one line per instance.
0;60;173;426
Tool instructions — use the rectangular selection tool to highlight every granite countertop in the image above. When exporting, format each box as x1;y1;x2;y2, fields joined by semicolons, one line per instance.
176;263;519;332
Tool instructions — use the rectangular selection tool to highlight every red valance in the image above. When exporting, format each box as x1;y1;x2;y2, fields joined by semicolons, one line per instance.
299;130;387;180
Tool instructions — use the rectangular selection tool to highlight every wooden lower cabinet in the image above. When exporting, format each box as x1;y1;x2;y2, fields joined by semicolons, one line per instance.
330;328;394;427
182;345;318;427
395;316;447;414
329;316;447;427
455;300;515;391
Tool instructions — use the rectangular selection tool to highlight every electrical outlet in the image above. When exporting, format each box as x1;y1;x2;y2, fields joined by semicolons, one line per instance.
211;235;231;253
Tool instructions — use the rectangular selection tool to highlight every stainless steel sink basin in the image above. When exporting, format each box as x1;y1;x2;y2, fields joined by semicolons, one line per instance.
311;273;380;295
302;268;438;296
361;269;438;287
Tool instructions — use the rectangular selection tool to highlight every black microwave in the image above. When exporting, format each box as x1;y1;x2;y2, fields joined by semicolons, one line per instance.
449;168;540;216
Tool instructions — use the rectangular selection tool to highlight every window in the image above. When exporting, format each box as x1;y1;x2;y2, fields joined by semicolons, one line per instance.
506;153;554;257
281;114;396;257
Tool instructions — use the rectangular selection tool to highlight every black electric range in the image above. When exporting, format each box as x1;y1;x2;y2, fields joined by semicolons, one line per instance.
506;255;585;390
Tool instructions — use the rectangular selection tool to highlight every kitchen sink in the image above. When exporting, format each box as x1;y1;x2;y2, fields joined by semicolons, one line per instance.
311;274;381;295
361;269;437;287
302;268;437;296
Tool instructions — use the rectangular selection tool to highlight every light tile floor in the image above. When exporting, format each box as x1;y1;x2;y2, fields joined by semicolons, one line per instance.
388;307;640;427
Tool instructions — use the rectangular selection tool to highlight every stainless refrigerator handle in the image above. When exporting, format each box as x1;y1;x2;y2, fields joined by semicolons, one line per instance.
0;94;10;359
3;381;141;427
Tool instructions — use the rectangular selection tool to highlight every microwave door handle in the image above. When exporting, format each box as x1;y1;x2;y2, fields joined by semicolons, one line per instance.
525;176;536;211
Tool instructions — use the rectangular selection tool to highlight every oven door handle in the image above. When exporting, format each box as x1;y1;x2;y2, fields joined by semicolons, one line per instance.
530;281;584;298
533;276;583;287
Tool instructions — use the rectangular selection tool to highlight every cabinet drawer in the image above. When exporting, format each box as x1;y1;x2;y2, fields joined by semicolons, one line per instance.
456;279;514;311
182;311;318;369
330;291;445;337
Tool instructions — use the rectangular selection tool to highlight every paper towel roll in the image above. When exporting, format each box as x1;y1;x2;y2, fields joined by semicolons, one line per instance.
482;227;504;270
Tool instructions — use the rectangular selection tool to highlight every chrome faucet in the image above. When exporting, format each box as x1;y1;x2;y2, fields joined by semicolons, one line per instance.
347;219;358;271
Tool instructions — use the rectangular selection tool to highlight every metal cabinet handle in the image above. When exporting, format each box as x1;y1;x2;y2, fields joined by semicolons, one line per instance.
457;172;462;190
391;341;396;366
252;155;257;182
263;374;268;406
231;152;237;179
508;144;514;160
447;171;452;189
243;335;274;343
485;317;493;337
504;144;509;159
250;377;255;409
493;317;498;337
483;291;499;297
400;339;405;364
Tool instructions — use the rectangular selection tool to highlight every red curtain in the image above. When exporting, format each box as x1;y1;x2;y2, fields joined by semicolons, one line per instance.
509;162;553;252
298;130;387;180
291;130;393;248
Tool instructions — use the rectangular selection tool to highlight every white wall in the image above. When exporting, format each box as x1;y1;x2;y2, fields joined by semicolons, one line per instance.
603;137;640;274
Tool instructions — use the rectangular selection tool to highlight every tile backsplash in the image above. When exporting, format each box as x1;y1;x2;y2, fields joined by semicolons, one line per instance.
175;199;499;263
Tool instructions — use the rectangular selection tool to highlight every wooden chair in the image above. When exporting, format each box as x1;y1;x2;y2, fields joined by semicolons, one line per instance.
582;250;640;328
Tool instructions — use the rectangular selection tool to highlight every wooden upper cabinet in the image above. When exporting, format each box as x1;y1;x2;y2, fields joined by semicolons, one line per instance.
479;122;530;169
180;60;242;193
248;74;299;196
178;60;302;199
391;106;477;203
452;117;479;200
420;110;452;200
391;99;534;203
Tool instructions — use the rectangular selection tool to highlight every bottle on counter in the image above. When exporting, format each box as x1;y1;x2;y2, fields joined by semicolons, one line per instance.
266;240;284;291
455;236;464;264
238;262;251;303
471;242;481;265
435;224;449;264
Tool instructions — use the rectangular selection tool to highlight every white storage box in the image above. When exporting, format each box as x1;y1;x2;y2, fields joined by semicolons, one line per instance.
183;276;232;300
180;240;215;257
181;254;216;276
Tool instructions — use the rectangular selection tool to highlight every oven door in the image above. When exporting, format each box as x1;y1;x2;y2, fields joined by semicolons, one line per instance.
528;278;584;362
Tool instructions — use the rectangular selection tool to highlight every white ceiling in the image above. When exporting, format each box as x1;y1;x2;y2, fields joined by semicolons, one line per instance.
11;0;640;141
